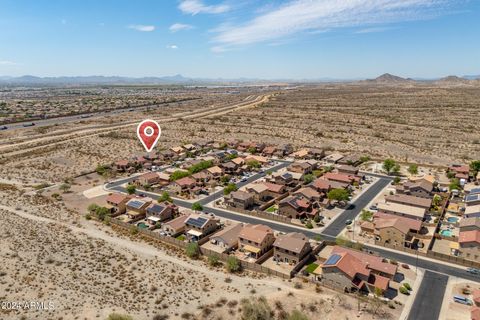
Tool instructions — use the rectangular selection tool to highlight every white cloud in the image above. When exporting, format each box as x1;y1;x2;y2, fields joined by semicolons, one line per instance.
354;26;394;33
179;0;230;15
128;24;155;32
0;60;17;66
169;23;194;32
166;45;179;49
212;0;455;50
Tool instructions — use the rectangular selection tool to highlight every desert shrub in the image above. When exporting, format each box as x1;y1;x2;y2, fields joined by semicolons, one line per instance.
226;256;241;273
106;313;133;320
186;243;200;259
240;296;273;320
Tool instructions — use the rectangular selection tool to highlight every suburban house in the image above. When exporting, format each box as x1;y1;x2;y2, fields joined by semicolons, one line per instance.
209;223;243;252
170;146;184;155
323;172;360;185
191;171;211;184
363;212;423;248
311;178;333;193
385;194;432;210
465;193;480;207
465;204;480;218
459;230;480;261
273;232;312;265
125;198;152;219
278;195;315;219
313;246;397;296
337;154;362;166
136;172;161;187
162;215;187;237
262;182;286;199
294;186;322;202
171;177;197;194
185;213;220;242
225;191;254;210
222;161;239;174
288;161;313;174
238;224;275;259
145;202;175;225
245;184;269;202
291;149;309;159
337;165;359;175
376;202;427;221
207;165;223;178
459;217;480;260
262;146;276;157
396;179;433;198
323;153;344;164
105;193;132;215
308;148;325;159
115;160;131;172
270;172;294;185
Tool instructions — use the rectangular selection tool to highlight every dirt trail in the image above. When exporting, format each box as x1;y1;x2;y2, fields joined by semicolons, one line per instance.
0;94;270;158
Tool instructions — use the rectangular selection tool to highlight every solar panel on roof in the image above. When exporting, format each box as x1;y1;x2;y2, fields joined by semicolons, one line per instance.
324;254;342;266
187;217;208;228
128;200;145;209
148;204;165;214
466;194;480;202
471;188;480;195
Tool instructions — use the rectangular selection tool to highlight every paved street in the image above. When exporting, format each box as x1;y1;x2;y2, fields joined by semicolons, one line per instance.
407;270;448;320
322;177;391;237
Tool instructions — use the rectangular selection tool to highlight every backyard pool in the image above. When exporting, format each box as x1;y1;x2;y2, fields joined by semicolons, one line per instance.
447;217;459;223
440;229;453;237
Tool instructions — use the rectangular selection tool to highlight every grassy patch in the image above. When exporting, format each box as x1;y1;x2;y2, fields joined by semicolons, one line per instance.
176;235;186;241
266;205;277;213
305;263;319;274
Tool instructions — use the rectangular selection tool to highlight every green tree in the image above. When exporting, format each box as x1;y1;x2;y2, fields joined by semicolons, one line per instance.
170;170;190;181
305;220;313;229
407;164;418;175
87;203;99;213
288;310;310;320
382;159;397;175
327;188;350;202
247;146;257;154
226;256;241;273
158;191;172;203
240;296;273;320
95;206;110;221
360;155;371;163
126;184;136;195
393;176;401;184
220;175;231;184
360;209;373;221
246;159;261;169
191;202;203;211
449;178;460;191
470;160;480;174
223;183;238;195
188;160;213;174
95;164;110;176
208;254;220;267
185;242;200;259
107;313;133;320
303;174;314;184
59;183;71;193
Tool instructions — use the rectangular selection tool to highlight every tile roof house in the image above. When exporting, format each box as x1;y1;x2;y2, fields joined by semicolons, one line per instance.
377;202;427;221
368;212;423;248
238;224;275;259
185;213;220;241
273;232;312;265
105;193;132;214
464;204;480;219
308;148;325;159
396;179;433;199
171;177;197;193
291;149;310;159
288;161;313;174
294;186;322;202
337;165;359;175
261;146;276;156
323;153;344;164
385;194;432;209
459;217;480;232
271;172;294;185
126;198;152;219
209;223;243;252
459;230;480;261
314;246;397;295
162;215;188;237
207;165;223;177
136;172;161;186
278;195;315;219
145;202;176;224
323;172;359;185
245;183;269;202
225;191;254;209
337;154;362;166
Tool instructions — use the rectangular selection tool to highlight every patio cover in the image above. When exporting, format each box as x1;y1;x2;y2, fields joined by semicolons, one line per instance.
243;244;261;254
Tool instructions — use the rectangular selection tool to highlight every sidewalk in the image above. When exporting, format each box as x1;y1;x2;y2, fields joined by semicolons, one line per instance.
399;268;425;320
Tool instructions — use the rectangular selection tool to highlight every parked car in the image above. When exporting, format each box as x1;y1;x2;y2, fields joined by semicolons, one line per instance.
345;219;353;225
401;264;410;269
369;205;378;211
453;295;473;306
467;267;480;275
240;177;248;182
0;125;7;130
23;122;35;127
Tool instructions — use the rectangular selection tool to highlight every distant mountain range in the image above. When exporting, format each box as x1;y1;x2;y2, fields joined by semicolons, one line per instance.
0;73;478;85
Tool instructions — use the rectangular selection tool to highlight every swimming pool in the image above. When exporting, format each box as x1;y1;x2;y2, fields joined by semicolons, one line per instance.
440;229;453;237
447;217;459;223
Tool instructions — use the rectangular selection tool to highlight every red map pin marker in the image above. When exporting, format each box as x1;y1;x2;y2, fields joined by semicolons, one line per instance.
137;119;161;152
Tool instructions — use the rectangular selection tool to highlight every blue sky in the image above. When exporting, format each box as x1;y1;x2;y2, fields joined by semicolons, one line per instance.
0;0;479;79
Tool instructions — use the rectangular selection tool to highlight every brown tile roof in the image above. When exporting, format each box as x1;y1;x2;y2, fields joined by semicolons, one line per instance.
294;187;321;199
373;212;422;234
459;217;480;230
332;246;397;276
385;194;432;209
175;177;196;186
164;215;187;230
231;190;253;201
323;252;370;279
459;230;480;244
106;193;131;205
273;232;310;254
323;172;356;184
262;182;284;193
312;178;331;190
211;223;243;247
239;224;273;243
